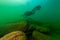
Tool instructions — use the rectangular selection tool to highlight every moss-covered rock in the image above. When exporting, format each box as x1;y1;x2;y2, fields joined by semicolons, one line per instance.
0;21;27;37
32;31;51;40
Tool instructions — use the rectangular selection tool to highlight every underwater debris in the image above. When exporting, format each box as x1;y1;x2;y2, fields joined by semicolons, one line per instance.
23;5;41;17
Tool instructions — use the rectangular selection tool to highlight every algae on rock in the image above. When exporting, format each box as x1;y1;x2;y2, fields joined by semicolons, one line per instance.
0;31;27;40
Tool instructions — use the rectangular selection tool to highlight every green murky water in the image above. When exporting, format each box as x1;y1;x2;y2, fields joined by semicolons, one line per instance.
0;0;60;40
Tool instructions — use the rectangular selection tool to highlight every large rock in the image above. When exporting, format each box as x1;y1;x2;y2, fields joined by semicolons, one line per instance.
0;31;27;40
0;21;27;37
32;31;51;40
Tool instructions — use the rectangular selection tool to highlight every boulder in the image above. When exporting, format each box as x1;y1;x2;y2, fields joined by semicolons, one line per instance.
32;31;51;40
0;31;27;40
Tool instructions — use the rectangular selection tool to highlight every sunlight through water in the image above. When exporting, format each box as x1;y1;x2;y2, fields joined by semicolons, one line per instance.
0;0;31;4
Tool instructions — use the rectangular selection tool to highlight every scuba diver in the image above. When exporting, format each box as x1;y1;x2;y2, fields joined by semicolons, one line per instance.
23;5;41;17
